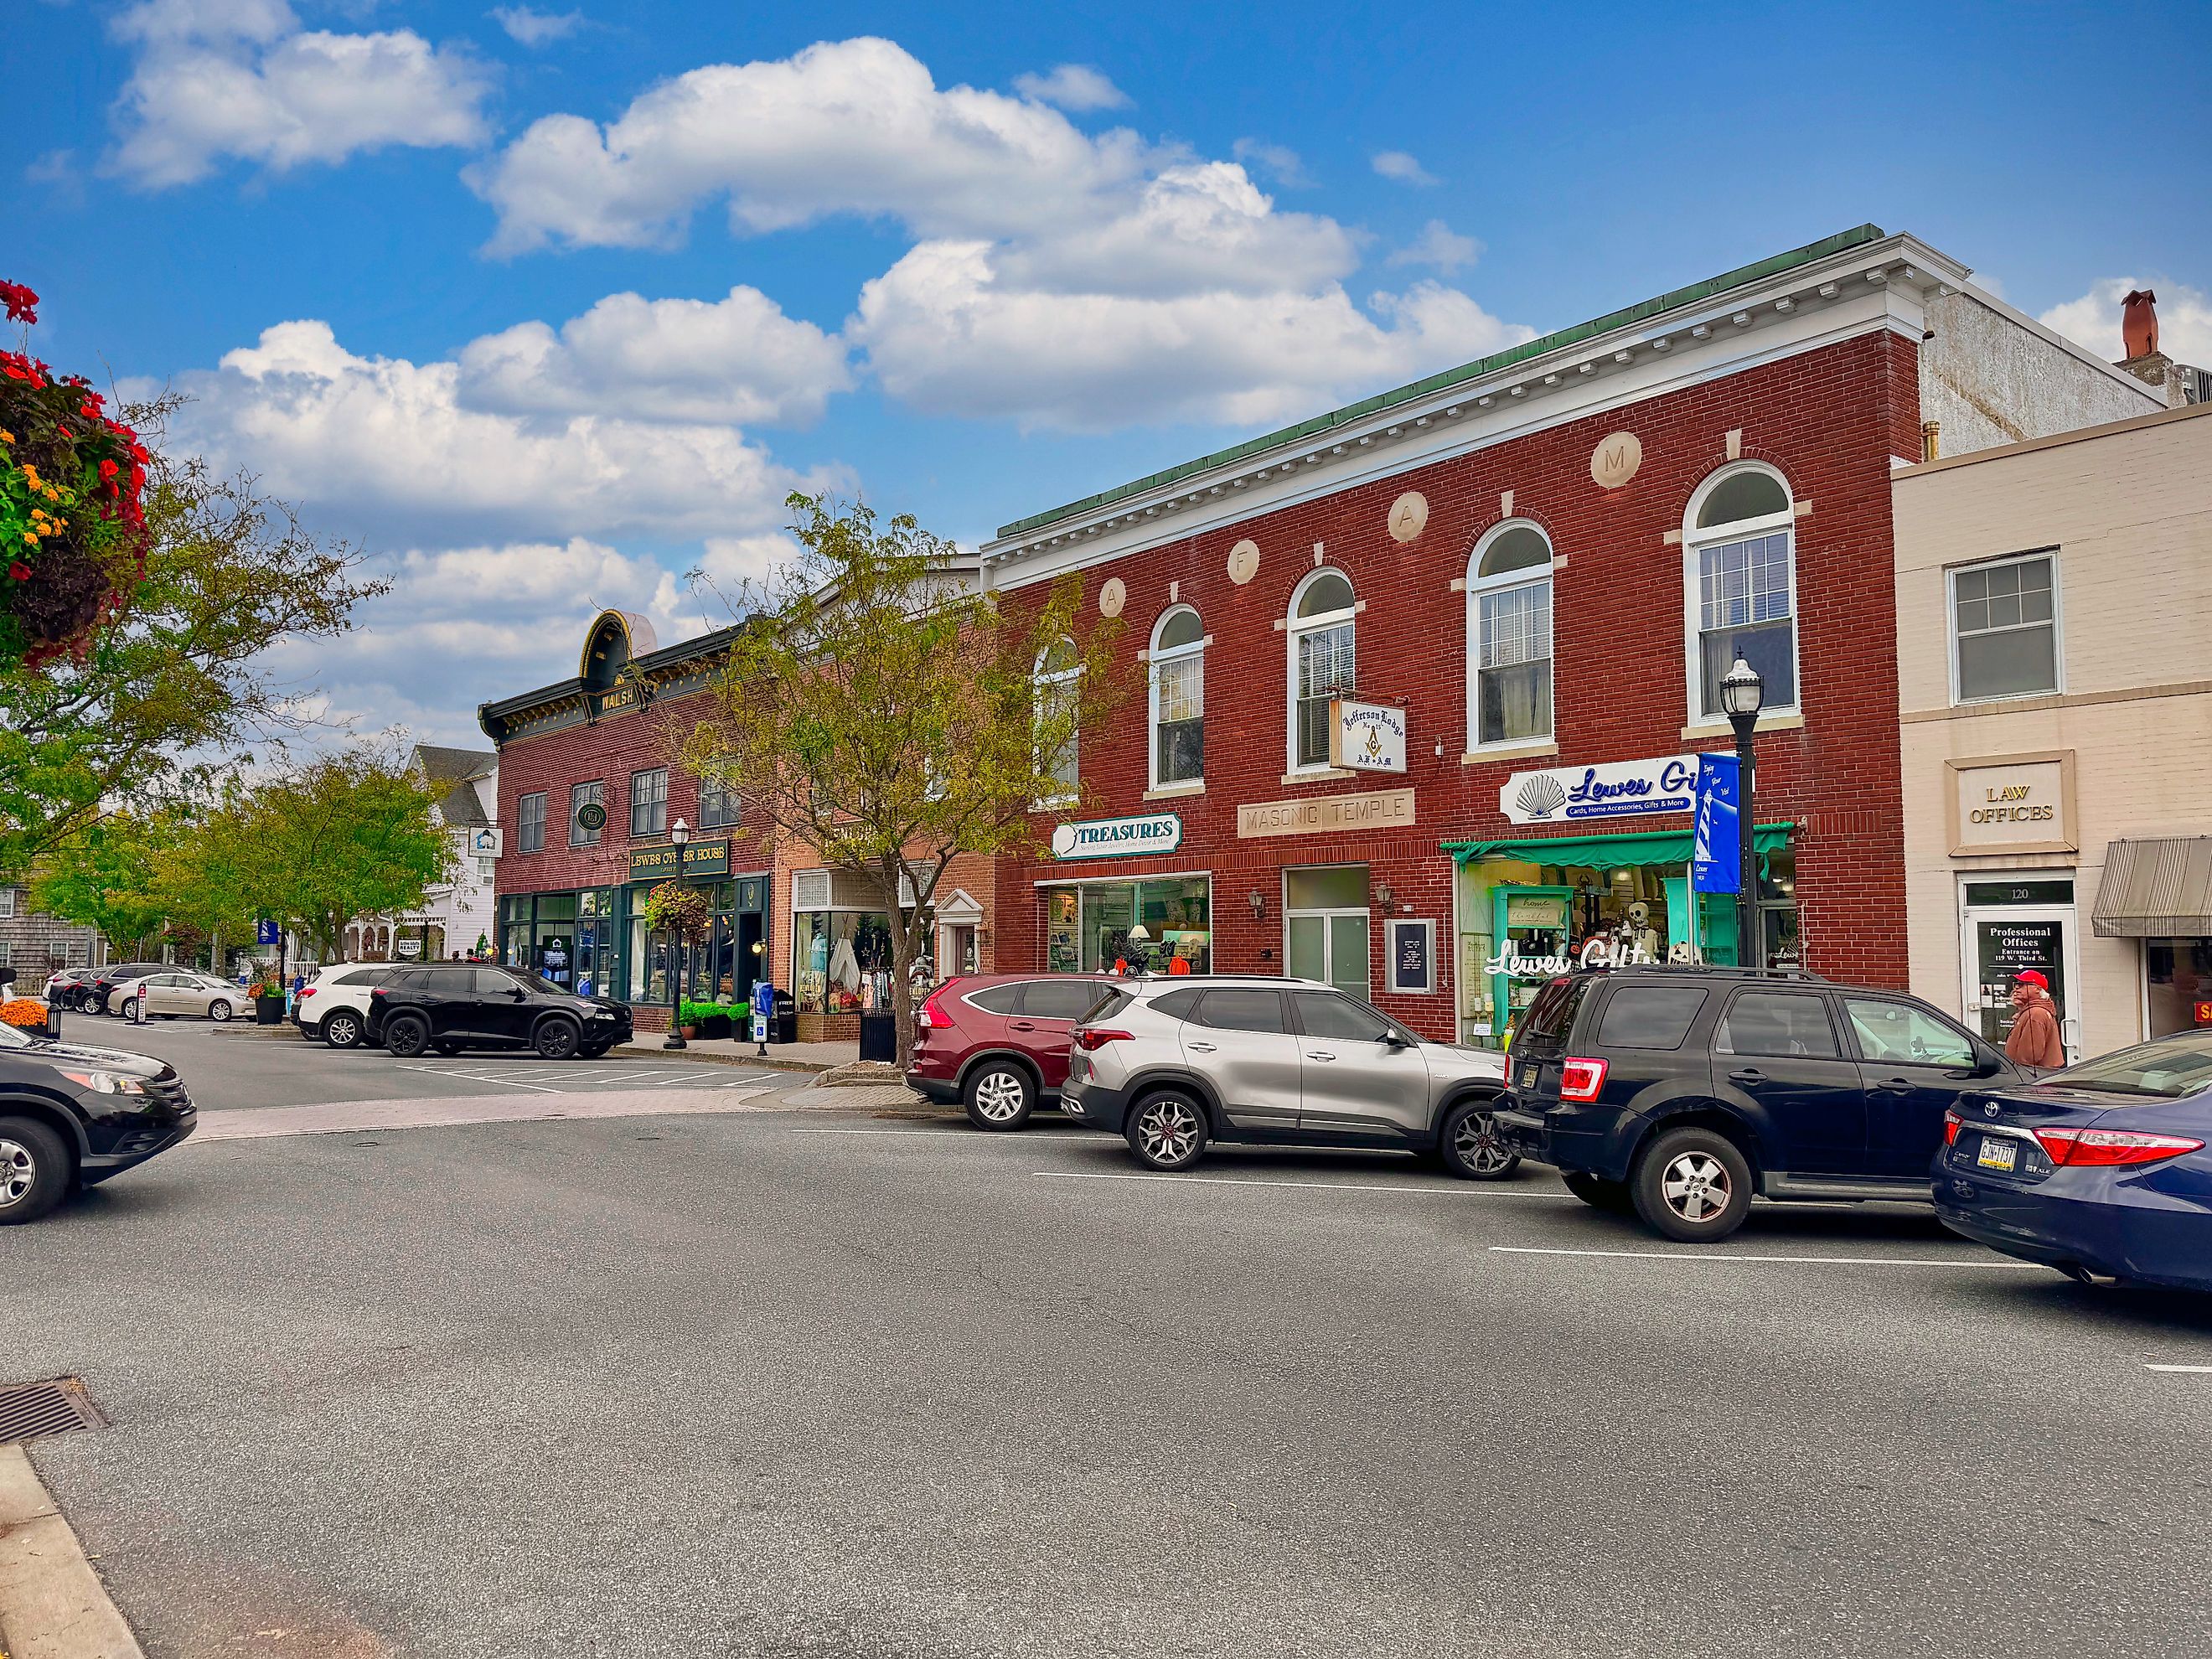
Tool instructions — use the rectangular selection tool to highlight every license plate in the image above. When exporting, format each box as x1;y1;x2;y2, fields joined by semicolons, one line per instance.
1521;1066;1538;1088
1976;1135;2018;1172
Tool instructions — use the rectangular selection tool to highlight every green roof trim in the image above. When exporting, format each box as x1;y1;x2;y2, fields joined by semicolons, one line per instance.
1442;823;1794;871
995;225;1888;540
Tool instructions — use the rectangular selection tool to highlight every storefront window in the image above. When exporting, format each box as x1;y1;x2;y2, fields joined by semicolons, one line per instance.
2146;939;2210;1038
794;911;893;1014
1041;880;1212;974
533;893;578;987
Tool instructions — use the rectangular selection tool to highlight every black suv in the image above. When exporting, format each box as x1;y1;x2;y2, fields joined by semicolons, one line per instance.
0;1018;195;1223
366;964;632;1060
1492;967;2023;1242
84;961;171;1015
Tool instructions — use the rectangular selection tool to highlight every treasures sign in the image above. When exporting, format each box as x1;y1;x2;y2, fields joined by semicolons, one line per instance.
1239;788;1415;839
1500;755;1698;825
1051;812;1184;861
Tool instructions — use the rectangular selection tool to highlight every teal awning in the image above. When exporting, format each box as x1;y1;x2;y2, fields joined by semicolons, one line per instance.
1443;822;1794;871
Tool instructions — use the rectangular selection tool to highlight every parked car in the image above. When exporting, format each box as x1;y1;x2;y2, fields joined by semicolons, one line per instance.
1060;975;1512;1176
295;963;400;1048
907;972;1119;1129
0;1017;196;1224
1933;1029;2212;1291
82;961;171;1016
1492;966;2023;1242
107;970;245;1022
41;967;96;1011
366;963;633;1059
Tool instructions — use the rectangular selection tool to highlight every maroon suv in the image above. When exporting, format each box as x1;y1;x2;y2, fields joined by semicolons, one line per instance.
907;973;1118;1129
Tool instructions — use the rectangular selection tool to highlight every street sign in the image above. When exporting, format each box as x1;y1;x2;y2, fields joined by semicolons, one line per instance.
256;920;280;946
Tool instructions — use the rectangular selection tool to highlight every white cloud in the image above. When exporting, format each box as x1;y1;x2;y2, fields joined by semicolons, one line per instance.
468;36;1145;254
1371;149;1438;186
491;6;583;46
2040;276;2212;365
1011;64;1129;111
106;0;492;188
457;285;852;426
157;318;831;546
1387;219;1480;273
1231;137;1312;189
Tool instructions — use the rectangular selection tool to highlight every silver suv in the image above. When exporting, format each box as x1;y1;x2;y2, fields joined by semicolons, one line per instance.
1062;976;1514;1178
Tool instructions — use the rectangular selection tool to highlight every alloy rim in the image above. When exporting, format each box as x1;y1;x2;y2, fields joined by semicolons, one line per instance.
1453;1110;1512;1174
1135;1099;1201;1166
209;1000;231;1021
541;1026;576;1058
974;1072;1026;1122
328;1014;357;1044
0;1138;34;1210
1662;1151;1733;1222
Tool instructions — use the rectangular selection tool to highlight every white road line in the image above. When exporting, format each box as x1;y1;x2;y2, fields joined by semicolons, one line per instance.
394;1065;563;1093
2145;1363;2212;1373
1489;1245;2034;1269
1037;1171;1577;1198
806;1125;959;1134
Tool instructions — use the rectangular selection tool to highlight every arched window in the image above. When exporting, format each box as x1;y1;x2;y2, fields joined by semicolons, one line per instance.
1685;463;1797;720
1035;637;1081;799
1466;521;1554;748
1149;606;1205;788
1288;569;1357;771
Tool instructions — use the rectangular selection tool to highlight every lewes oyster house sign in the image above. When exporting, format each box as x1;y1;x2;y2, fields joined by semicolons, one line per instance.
1500;755;1698;825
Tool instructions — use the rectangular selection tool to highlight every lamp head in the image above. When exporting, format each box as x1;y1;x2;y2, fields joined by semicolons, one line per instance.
1718;657;1765;721
1127;924;1150;943
669;818;690;847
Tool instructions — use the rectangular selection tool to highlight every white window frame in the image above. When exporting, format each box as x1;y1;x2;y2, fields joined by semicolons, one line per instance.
1465;519;1557;753
1148;605;1206;790
1286;567;1358;776
1682;462;1801;726
517;791;546;854
0;889;15;919
1035;638;1082;806
1946;547;2065;706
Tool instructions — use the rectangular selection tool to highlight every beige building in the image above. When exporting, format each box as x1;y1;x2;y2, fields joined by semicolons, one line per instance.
1894;399;2212;1062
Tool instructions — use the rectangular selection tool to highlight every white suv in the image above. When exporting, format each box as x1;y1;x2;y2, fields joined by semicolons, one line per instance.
295;964;398;1048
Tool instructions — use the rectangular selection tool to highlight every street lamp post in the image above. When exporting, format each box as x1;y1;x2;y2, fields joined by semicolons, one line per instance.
664;819;690;1050
1718;658;1765;972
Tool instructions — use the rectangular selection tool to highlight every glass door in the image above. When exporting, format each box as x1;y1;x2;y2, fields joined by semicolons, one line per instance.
1286;866;1371;999
1958;876;2081;1062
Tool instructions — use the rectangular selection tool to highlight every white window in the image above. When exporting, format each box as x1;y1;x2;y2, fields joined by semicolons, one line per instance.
1035;638;1081;800
1951;551;2060;702
0;943;11;967
0;889;15;918
1288;569;1357;772
1684;463;1798;721
1149;607;1205;787
1466;522;1554;748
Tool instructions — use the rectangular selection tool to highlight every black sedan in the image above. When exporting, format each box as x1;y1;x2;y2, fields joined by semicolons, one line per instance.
0;1018;196;1223
1934;1030;2212;1291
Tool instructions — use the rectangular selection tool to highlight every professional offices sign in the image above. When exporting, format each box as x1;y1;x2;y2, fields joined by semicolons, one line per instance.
1499;754;1699;825
1051;812;1184;861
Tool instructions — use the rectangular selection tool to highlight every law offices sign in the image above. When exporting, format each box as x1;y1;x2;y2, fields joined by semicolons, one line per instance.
1051;811;1185;861
1500;754;1700;825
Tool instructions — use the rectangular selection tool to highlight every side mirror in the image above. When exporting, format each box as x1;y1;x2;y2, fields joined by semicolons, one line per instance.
1382;1031;1411;1050
509;986;528;1000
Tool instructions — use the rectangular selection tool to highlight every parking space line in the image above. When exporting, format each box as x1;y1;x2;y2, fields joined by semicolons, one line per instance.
2145;1363;2212;1373
1037;1171;1578;1198
806;1125;961;1134
395;1065;564;1093
1489;1245;2034;1269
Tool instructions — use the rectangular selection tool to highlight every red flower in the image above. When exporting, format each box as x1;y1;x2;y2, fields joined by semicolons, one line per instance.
8;563;29;582
98;459;118;480
0;282;37;326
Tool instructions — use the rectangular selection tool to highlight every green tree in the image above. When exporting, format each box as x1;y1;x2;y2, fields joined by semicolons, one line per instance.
28;811;178;961
680;494;1130;1067
0;397;385;881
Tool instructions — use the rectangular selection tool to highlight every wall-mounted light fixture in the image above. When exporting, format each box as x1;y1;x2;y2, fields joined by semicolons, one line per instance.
1376;883;1396;911
1247;890;1266;920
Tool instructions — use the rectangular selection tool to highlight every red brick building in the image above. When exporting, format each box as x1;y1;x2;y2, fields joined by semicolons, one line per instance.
978;225;2160;1044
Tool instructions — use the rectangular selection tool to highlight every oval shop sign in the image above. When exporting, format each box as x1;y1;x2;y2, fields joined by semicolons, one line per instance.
1051;811;1185;861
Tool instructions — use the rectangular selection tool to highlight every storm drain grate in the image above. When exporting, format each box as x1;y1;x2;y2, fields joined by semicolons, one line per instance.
0;1377;106;1444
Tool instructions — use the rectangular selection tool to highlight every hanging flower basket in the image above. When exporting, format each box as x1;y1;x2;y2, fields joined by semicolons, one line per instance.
0;282;152;674
642;881;711;943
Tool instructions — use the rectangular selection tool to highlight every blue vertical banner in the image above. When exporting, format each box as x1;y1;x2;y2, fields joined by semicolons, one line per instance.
1693;754;1741;893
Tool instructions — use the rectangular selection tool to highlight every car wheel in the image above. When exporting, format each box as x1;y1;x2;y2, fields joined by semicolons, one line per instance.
963;1063;1036;1131
1126;1090;1208;1171
0;1117;72;1226
383;1014;431;1058
1562;1171;1634;1212
323;1010;363;1049
1631;1127;1754;1243
534;1019;581;1061
208;1000;233;1022
1438;1097;1521;1181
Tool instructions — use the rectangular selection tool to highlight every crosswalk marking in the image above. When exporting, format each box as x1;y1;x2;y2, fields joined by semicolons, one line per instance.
396;1062;779;1095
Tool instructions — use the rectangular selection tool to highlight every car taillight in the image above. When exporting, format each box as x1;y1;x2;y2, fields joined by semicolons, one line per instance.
298;985;318;999
1558;1057;1609;1103
1075;1028;1133;1052
919;986;953;1031
371;986;387;998
2032;1126;2205;1168
1944;1109;1963;1146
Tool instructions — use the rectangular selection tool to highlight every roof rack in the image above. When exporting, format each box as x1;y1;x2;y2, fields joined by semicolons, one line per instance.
1600;964;1826;983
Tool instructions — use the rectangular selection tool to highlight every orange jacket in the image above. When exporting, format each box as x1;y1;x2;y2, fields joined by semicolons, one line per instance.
2005;993;2066;1068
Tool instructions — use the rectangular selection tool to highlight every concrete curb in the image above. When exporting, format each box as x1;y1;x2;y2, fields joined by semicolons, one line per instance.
607;1044;830;1073
0;1443;143;1659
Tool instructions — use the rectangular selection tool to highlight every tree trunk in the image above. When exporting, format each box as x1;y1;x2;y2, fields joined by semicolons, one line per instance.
876;855;917;1070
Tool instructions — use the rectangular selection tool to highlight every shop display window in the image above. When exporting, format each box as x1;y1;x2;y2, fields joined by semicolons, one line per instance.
1039;880;1212;974
2147;939;2212;1039
795;911;893;1014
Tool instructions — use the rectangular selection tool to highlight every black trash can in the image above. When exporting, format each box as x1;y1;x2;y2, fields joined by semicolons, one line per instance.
771;990;796;1046
857;1011;896;1063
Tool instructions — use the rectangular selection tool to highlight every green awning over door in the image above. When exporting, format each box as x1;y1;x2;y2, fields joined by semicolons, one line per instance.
1442;823;1793;871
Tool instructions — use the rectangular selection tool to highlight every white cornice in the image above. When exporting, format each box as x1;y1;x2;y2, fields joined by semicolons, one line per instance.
983;233;1967;589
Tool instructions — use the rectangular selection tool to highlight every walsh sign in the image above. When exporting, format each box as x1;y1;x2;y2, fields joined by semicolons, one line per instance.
1500;754;1699;825
1051;812;1184;861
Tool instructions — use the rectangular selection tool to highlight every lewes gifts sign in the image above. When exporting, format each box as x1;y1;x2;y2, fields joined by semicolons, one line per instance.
1052;812;1184;861
1500;755;1698;825
1329;700;1407;774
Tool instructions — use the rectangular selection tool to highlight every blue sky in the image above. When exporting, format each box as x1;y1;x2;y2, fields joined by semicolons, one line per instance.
7;0;2209;746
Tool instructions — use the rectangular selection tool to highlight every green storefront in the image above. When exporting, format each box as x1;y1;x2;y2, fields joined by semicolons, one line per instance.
1445;824;1797;1048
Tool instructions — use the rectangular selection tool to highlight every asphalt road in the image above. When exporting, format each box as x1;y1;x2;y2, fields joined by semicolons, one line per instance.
10;1099;2212;1658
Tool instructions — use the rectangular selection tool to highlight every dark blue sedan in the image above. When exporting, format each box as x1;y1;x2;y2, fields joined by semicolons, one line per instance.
1934;1030;2212;1291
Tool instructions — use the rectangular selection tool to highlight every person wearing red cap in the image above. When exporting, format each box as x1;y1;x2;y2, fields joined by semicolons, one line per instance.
2004;970;2066;1069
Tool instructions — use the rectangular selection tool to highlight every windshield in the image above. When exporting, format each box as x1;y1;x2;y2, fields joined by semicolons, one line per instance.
0;1020;37;1048
2048;1031;2212;1098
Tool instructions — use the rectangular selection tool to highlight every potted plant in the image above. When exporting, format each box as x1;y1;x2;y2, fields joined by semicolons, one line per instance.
681;999;731;1040
1;995;54;1040
247;974;287;1024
